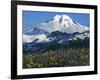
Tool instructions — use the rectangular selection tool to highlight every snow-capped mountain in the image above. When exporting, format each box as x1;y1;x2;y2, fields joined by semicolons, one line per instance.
23;30;89;43
24;15;88;35
37;15;88;34
24;27;48;35
23;15;89;35
23;31;89;53
23;14;89;53
23;15;89;43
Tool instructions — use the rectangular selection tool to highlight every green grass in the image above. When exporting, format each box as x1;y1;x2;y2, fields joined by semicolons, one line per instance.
23;48;89;69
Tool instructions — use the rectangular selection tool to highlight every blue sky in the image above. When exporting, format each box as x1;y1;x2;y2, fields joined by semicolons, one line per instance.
22;11;89;27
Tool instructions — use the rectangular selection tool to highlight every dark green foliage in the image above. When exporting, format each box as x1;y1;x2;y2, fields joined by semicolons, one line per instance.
23;48;89;68
68;37;89;48
46;42;61;51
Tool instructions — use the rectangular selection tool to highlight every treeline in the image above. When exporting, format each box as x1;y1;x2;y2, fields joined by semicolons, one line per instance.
67;37;89;49
45;37;89;52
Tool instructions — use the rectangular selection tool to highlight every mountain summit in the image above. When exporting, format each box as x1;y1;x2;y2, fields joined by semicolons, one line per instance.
24;15;89;34
37;15;89;34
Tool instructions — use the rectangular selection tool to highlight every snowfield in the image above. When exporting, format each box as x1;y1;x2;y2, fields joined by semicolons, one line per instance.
23;34;48;43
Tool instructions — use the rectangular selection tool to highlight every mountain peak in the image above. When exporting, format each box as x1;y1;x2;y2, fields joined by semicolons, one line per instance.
25;27;48;35
52;15;72;23
24;14;89;34
47;14;88;33
61;15;72;20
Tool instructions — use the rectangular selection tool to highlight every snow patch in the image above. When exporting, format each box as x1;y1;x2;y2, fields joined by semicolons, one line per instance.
23;34;48;43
